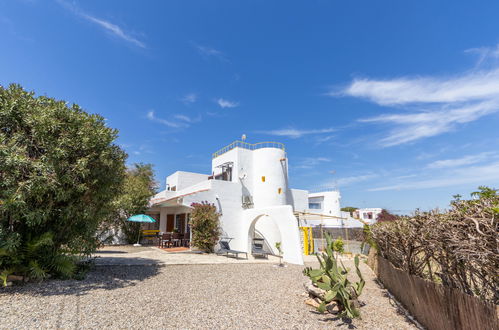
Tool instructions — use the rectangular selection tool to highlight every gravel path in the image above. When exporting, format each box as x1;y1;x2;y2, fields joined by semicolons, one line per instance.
93;246;282;266
0;260;417;329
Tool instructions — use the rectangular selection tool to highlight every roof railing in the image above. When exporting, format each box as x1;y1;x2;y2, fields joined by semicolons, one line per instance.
212;141;285;159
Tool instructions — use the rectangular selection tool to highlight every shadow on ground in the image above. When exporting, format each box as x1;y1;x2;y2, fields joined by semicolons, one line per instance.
94;250;128;254
1;260;162;297
374;278;419;327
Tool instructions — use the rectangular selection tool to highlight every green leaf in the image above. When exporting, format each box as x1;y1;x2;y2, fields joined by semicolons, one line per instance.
324;290;337;302
306;269;324;278
317;301;326;314
317;282;332;291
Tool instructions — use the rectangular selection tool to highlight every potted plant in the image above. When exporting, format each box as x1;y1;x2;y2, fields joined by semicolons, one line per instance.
275;242;285;267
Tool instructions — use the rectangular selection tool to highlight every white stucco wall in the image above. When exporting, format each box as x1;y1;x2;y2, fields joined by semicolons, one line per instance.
242;205;303;265
178;176;303;264
308;191;342;217
252;148;287;208
288;188;308;212
166;171;208;191
183;179;244;242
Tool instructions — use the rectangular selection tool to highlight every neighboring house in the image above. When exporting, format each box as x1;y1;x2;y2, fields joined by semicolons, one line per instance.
147;141;305;265
298;190;366;228
354;208;383;225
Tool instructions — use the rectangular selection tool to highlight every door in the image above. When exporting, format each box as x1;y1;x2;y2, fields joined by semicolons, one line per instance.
166;214;174;232
175;214;186;233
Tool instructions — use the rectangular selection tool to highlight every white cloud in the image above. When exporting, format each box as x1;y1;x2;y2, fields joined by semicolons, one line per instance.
295;157;331;169
195;44;229;62
465;44;499;67
336;174;379;186
315;135;335;144
426;152;497;169
181;93;197;104
336;45;499;146
58;0;145;48
369;161;499;191
360;100;499;146
340;69;499;105
259;128;335;139
146;111;188;128
173;114;201;123
217;98;239;108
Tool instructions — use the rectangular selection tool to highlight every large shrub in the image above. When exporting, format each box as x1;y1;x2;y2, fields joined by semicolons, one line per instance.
102;163;157;244
371;186;498;304
375;209;398;222
190;202;221;253
0;84;126;281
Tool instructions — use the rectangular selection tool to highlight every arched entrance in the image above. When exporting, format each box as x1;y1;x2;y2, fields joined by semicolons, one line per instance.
247;214;282;256
241;205;303;265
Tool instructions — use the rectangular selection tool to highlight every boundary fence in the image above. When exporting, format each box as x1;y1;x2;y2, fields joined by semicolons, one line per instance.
376;255;499;330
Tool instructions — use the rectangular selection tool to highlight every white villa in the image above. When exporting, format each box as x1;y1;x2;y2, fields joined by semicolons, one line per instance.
146;140;379;265
147;140;307;264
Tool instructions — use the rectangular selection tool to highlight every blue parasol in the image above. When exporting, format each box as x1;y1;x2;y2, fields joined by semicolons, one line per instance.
127;214;156;246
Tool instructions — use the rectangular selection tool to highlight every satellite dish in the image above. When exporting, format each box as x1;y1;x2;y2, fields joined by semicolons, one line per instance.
241;134;247;141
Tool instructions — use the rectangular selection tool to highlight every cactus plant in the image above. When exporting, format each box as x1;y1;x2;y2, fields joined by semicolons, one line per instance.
303;232;365;319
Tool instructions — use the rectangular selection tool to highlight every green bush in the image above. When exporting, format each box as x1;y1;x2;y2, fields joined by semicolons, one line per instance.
101;163;157;244
332;237;344;254
0;84;126;282
190;202;221;253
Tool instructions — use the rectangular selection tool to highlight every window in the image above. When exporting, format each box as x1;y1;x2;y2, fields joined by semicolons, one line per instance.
174;215;181;230
309;202;322;209
214;163;233;181
308;196;323;210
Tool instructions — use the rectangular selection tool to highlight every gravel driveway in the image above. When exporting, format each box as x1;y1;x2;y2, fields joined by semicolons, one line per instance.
0;257;417;329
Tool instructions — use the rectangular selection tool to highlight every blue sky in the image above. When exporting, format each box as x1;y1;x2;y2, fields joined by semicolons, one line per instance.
2;1;499;213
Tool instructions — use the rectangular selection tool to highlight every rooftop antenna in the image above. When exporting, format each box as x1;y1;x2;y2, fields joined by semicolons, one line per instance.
241;134;247;142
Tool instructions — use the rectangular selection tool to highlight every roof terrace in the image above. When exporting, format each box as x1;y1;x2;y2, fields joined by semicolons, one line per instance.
212;140;285;159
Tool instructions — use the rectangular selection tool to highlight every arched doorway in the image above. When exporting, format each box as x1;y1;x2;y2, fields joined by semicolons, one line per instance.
241;205;303;265
247;214;282;256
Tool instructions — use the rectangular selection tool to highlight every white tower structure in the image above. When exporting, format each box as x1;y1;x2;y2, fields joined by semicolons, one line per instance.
252;147;288;208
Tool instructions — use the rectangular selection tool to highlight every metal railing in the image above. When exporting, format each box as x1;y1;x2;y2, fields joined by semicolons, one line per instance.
212;140;285;159
308;186;339;193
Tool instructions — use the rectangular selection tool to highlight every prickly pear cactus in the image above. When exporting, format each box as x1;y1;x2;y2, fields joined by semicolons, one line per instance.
303;232;365;319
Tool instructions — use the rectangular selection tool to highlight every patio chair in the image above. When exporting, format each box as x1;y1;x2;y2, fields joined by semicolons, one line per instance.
251;238;270;258
172;232;181;247
216;240;248;259
181;233;190;247
160;233;171;248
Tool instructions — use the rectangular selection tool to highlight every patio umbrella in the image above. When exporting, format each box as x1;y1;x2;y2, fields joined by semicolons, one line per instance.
127;214;156;246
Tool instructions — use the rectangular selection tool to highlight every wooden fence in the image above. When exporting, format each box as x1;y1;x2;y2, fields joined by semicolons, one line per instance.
376;256;499;330
311;227;364;241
